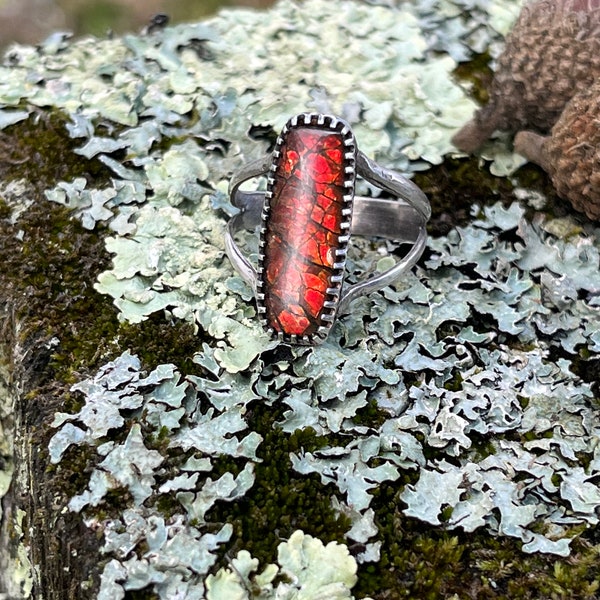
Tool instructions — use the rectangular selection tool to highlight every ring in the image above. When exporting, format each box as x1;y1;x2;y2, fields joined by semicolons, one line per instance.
225;112;431;345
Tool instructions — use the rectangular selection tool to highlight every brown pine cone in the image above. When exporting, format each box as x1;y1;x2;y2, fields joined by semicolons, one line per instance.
453;0;600;153
514;79;600;220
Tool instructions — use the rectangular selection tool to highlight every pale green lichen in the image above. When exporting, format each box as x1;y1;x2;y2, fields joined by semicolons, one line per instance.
0;509;34;599
3;0;600;597
47;352;361;598
205;531;363;600
2;0;524;367
43;0;600;559
49;200;600;573
0;359;13;514
48;351;259;597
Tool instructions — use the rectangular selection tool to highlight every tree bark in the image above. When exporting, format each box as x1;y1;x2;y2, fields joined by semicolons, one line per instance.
0;310;103;599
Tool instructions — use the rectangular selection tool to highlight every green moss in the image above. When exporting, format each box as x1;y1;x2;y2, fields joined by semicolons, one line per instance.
0;111;217;594
1;56;598;598
206;402;351;567
0;123;114;387
352;398;390;430
0;111;109;190
511;160;560;198
118;318;201;377
0;112;205;386
353;478;600;600
453;51;493;106
444;370;463;392
355;482;469;599
469;432;497;461
413;156;515;236
0;197;11;219
415;151;569;239
123;591;160;600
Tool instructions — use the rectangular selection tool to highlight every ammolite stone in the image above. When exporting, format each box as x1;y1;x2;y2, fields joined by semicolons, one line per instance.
259;116;355;339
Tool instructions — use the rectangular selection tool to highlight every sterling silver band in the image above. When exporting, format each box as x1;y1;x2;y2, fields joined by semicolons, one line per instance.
225;114;431;343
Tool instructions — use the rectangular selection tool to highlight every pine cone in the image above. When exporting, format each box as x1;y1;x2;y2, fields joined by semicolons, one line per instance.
514;80;600;220
453;0;600;153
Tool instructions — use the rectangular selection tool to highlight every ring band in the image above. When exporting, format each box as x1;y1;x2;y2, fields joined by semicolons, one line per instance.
225;112;431;345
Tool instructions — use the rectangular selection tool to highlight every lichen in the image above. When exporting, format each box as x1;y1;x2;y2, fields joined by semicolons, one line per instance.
2;0;600;598
47;197;600;594
204;531;360;600
47;351;355;598
0;509;35;599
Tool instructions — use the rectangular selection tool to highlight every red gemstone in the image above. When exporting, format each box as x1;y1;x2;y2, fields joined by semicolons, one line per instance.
261;121;353;338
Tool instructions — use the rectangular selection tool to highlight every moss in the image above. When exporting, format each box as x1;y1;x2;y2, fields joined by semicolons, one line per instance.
206;402;351;568
1;44;598;598
0;110;109;190
570;355;600;399
123;591;160;600
453;51;493;106
468;432;497;461
414;148;575;248
0;111;204;386
118;318;201;378
444;370;463;392
0;197;11;219
0;112;116;383
413;156;515;237
355;480;468;599
353;478;600;600
352;397;390;430
0;110;215;596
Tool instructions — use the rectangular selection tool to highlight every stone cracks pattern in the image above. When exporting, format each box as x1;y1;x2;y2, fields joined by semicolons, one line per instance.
259;119;354;340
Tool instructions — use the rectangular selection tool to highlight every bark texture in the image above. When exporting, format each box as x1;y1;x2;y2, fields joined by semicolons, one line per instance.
0;115;110;598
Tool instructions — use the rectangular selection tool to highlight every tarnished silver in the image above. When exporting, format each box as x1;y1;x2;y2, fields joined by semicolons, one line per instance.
225;113;430;342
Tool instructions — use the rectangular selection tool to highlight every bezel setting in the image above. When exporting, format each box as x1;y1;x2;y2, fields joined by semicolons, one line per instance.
255;112;357;345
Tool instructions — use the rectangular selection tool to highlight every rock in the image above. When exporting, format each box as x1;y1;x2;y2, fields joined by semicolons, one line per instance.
0;2;480;597
2;1;600;599
515;80;600;220
452;0;600;153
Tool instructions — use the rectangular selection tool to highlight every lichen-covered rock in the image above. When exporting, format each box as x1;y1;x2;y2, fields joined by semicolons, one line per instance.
514;80;600;220
453;0;600;152
3;1;600;599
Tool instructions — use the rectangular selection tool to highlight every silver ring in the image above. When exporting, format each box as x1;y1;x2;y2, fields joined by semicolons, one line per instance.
225;112;431;345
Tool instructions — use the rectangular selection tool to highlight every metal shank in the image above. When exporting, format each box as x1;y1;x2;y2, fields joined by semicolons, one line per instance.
226;150;430;317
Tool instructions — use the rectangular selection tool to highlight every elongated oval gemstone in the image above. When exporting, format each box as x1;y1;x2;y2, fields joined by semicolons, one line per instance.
258;115;356;341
